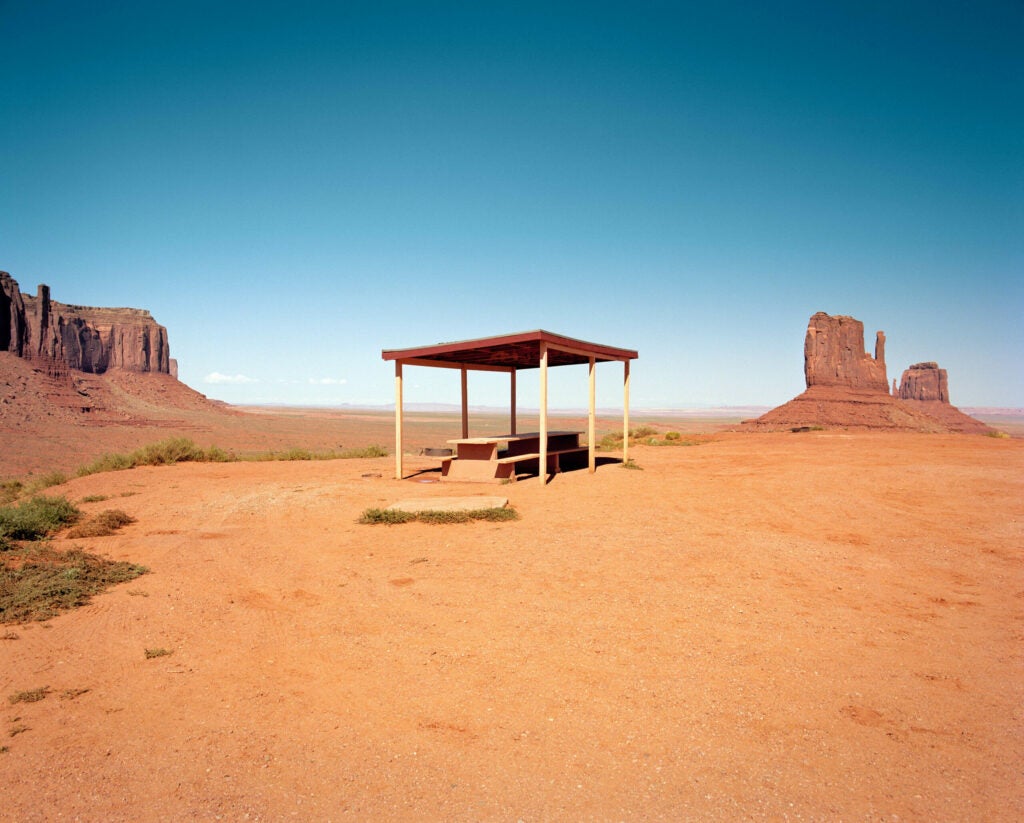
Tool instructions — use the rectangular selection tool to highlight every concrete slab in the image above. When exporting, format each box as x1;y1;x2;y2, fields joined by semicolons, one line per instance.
387;496;508;513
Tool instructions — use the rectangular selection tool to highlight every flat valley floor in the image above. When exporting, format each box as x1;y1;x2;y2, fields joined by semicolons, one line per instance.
2;424;1022;820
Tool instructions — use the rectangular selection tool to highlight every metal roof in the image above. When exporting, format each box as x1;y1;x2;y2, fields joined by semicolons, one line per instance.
382;329;638;370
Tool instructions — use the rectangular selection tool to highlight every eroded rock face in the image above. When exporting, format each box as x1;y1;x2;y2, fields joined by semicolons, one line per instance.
1;271;27;356
0;271;171;375
804;312;888;392
898;362;949;403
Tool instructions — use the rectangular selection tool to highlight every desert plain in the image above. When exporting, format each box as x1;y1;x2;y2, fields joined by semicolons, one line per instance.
1;394;1023;821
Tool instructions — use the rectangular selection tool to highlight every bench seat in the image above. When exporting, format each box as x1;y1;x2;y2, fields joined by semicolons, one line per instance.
495;446;588;465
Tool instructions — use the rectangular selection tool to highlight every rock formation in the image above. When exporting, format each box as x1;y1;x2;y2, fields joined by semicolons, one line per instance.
1;272;170;375
743;311;992;433
804;312;888;392
898;362;948;403
895;361;989;433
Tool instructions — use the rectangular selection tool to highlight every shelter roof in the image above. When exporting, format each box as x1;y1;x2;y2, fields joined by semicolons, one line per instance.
381;329;638;370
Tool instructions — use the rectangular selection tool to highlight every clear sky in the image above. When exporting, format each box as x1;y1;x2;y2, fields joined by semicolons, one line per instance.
3;1;1021;409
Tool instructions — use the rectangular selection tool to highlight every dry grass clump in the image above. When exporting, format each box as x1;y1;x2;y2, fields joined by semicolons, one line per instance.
8;686;50;704
65;510;135;539
0;544;148;623
360;507;518;525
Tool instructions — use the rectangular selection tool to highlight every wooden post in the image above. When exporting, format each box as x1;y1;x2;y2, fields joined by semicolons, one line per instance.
394;360;404;480
588;356;596;473
510;369;517;435
623;359;630;466
460;366;469;439
539;342;548;485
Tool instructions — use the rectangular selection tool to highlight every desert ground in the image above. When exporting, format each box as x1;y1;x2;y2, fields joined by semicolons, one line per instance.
1;404;1021;821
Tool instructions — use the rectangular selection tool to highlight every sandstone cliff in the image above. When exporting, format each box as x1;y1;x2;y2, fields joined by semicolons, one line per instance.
1;271;170;375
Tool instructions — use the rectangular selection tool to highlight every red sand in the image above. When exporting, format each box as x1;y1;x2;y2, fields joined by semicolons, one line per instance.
2;429;1021;820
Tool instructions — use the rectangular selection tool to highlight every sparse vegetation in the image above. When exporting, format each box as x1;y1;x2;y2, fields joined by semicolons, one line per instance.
77;437;233;477
71;437;388;478
416;508;519;524
621;458;643;470
986;430;1010;439
1;545;148;623
144;648;172;659
0;481;24;506
8;686;50;704
65;510;135;539
249;444;388;462
359;506;518;525
80;494;110;503
25;471;69;494
0;495;81;541
359;508;417;525
598;427;707;450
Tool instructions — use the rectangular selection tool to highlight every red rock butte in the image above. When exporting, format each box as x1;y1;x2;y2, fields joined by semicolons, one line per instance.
1;270;223;426
2;271;173;377
744;311;991;433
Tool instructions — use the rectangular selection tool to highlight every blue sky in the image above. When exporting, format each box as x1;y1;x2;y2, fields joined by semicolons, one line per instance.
2;1;1021;409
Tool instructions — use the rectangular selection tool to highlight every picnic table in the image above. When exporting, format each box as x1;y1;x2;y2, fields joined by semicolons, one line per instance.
438;431;587;482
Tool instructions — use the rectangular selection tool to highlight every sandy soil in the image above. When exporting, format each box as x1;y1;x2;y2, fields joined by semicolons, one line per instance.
2;429;1021;821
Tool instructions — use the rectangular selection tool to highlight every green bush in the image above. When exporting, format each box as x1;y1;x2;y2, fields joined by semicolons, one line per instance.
0;496;81;541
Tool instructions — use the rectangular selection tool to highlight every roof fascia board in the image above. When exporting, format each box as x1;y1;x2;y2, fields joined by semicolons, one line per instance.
398;357;515;373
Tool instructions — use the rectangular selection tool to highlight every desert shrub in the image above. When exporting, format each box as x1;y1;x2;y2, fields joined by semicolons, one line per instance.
77;438;237;477
0;496;81;541
0;482;24;506
25;471;68;494
340;444;388;459
65;510;135;539
621;458;643;470
204;445;235;462
144;648;172;659
985;430;1010;439
135;437;208;465
665;431;681;440
630;425;659;439
0;545;148;623
597;432;624;451
78;452;134;475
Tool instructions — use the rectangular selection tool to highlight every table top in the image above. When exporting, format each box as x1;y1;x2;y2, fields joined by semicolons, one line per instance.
447;430;582;446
